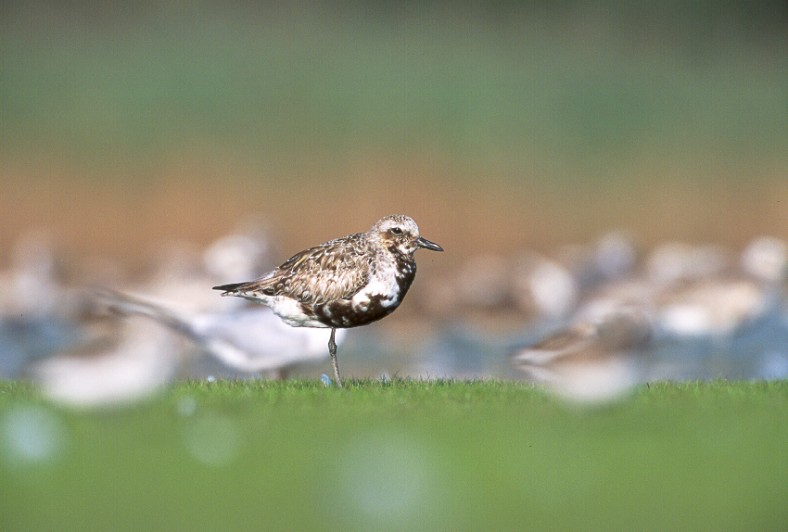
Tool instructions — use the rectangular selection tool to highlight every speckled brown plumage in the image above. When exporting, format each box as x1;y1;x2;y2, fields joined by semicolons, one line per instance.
212;214;443;386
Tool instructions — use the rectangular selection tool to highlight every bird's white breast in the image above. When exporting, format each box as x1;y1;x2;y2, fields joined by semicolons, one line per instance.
350;259;402;311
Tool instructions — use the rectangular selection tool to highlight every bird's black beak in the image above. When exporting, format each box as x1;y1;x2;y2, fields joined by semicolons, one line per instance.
417;236;444;252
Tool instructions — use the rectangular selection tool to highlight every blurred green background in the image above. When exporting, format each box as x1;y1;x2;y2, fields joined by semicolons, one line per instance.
1;0;786;262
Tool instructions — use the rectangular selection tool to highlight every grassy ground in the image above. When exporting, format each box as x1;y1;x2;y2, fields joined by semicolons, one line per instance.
1;379;786;531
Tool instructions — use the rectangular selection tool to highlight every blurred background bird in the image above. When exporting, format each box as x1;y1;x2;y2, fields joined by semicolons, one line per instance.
512;309;652;404
96;287;345;379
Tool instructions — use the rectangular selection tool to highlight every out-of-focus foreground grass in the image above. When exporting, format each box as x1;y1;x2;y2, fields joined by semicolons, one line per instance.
1;379;786;531
1;2;786;260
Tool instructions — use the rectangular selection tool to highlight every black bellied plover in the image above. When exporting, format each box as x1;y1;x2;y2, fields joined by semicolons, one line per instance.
213;214;443;386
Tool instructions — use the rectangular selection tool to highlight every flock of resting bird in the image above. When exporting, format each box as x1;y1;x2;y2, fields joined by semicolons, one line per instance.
0;216;785;407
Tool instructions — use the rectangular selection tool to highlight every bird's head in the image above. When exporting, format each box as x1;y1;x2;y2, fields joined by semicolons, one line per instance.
370;214;443;257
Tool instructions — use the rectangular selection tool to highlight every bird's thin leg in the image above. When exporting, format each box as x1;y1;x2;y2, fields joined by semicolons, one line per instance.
328;328;342;388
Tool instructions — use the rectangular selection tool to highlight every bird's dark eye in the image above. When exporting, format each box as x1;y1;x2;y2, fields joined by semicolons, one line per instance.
390;227;403;235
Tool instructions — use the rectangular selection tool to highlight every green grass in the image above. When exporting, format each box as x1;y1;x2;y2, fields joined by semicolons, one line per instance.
1;379;786;531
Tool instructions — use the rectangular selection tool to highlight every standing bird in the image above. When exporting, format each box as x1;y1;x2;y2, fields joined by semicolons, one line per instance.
213;214;443;386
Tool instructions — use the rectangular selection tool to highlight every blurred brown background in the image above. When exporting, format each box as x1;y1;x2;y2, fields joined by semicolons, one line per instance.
2;1;786;269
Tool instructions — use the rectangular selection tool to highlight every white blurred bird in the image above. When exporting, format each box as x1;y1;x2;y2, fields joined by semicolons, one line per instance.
0;229;71;318
0;230;89;377
95;288;345;378
652;237;785;340
740;236;787;285
511;251;578;321
131;219;276;315
33;316;182;409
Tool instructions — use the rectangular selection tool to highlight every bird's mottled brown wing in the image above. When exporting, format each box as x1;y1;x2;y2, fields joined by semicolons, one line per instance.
238;235;371;305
